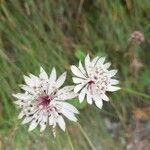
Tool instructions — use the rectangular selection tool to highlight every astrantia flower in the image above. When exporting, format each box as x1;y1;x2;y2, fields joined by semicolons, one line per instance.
13;67;78;133
129;31;145;44
71;55;120;109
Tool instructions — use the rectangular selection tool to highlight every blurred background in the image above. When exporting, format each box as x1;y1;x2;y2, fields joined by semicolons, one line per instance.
0;0;150;149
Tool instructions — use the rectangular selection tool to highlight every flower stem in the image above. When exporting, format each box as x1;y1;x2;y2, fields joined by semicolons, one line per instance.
66;128;74;150
110;99;126;129
77;122;96;150
122;88;150;99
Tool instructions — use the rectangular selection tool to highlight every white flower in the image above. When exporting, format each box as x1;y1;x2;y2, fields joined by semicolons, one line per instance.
71;55;120;109
13;67;78;133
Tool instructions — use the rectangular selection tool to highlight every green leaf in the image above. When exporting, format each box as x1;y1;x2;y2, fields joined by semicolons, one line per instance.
75;48;86;60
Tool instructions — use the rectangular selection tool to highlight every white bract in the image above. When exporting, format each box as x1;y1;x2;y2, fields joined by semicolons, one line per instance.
71;55;120;109
13;67;78;133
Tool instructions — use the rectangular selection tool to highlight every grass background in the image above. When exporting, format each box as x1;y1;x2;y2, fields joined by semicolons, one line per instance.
0;0;150;149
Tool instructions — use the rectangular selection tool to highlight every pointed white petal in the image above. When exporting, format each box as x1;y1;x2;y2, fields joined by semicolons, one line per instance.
61;110;77;122
57;91;78;100
57;86;75;95
94;99;103;109
93;96;103;109
47;84;55;95
40;115;48;132
71;65;86;78
18;111;24;119
87;93;92;104
107;86;121;92
110;79;119;85
55;72;67;88
58;102;79;114
39;67;48;80
22;116;33;124
103;62;111;69
108;69;118;77
79;61;86;74
57;115;66;131
92;56;99;66
49;67;57;83
14;100;24;105
96;57;106;66
74;84;84;93
20;85;34;93
101;94;109;101
57;85;78;100
95;100;103;109
29;73;39;84
28;120;39;132
23;75;35;87
40;123;46;132
72;77;84;84
29;73;38;80
49;115;55;125
12;93;33;100
79;87;86;103
85;54;91;72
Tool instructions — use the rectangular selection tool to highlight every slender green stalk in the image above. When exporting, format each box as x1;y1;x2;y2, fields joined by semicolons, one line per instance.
66;128;74;150
110;99;126;129
77;123;96;150
55;130;62;150
122;88;150;99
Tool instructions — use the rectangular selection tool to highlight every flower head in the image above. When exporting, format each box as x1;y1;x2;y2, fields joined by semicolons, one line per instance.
129;31;145;44
13;67;78;133
71;55;120;109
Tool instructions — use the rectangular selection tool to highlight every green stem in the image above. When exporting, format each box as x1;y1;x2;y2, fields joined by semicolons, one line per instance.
56;130;61;150
110;99;126;129
122;88;150;99
77;123;96;150
66;128;74;150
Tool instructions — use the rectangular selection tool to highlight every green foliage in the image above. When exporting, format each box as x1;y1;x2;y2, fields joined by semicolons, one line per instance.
75;48;86;60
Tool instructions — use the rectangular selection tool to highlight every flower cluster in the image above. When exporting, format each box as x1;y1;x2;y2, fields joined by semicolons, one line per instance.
129;31;145;44
13;67;78;133
13;54;120;134
71;55;120;108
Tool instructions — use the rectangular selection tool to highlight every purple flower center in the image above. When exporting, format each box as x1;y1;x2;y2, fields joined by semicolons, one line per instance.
88;80;95;85
38;95;52;108
86;80;95;95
